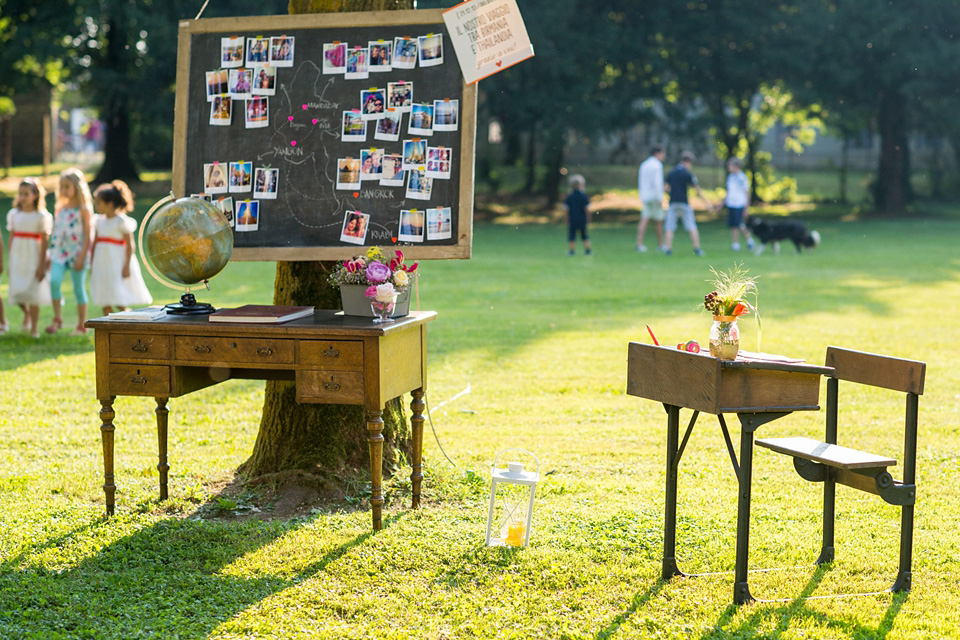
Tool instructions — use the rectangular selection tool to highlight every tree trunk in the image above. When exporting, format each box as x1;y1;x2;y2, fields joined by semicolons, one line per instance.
874;89;911;213
93;16;139;184
541;124;565;207
239;0;414;481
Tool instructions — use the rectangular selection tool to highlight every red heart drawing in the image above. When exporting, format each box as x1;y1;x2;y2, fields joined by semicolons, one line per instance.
353;192;359;197
291;140;297;146
496;60;503;67
392;237;397;243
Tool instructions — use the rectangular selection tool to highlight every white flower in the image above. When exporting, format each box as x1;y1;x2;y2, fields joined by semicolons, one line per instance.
393;269;408;288
374;282;397;302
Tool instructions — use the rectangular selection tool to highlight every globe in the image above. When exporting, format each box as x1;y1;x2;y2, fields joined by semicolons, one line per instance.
139;195;233;314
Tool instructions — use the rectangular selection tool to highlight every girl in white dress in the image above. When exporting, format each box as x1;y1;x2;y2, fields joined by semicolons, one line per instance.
6;178;53;337
89;180;152;314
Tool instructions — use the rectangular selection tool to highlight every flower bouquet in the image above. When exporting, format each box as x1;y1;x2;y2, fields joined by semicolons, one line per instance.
328;247;418;318
702;264;759;359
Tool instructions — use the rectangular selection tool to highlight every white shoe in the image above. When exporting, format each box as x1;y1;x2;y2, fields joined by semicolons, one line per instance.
732;243;741;251
636;245;648;252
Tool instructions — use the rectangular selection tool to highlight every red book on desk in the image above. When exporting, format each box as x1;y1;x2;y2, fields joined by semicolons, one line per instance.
208;305;315;324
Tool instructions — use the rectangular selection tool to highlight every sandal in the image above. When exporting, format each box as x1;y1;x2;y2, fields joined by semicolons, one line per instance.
45;319;63;334
70;327;89;336
0;322;8;334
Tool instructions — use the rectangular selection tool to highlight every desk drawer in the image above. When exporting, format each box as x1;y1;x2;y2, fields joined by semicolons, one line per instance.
109;334;172;360
298;371;364;404
109;365;170;396
300;340;363;370
175;336;295;365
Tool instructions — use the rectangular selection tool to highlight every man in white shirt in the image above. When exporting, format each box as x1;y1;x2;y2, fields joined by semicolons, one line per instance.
637;144;667;252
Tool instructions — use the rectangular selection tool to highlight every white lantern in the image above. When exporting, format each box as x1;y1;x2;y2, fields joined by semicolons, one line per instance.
485;449;539;547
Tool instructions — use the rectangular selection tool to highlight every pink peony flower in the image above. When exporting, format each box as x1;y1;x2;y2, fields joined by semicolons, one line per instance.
365;261;392;283
364;284;378;299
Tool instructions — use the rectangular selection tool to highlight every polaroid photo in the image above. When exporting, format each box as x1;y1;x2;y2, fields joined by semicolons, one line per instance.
374;109;402;142
427;206;452;240
204;162;228;194
228;161;253;193
228;68;252;100
254;167;279;199
433;99;459;131
190;193;212;202
387;81;413;111
418;33;443;67
380;153;405;187
246;36;269;66
210;95;232;126
345;47;369;80
341;111;367;142
398;209;425;243
206;69;228;101
252;66;276;96
235;200;260;231
221;37;244;68
340;210;369;245
245;96;269;129
336;158;362;191
217;196;234;227
402;139;427;170
393;37;418;69
360;88;386;121
368;40;393;72
408;103;435;136
360;148;384;181
406;168;433;201
426;146;452;179
323;42;346;74
270;36;294;67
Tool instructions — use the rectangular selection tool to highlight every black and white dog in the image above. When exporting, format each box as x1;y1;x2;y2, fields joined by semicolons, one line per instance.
746;216;820;255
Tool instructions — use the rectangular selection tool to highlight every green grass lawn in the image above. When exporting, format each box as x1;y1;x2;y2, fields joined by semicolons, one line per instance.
2;204;960;637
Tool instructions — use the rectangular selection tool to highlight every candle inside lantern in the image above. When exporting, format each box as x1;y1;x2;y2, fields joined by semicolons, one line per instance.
505;522;525;546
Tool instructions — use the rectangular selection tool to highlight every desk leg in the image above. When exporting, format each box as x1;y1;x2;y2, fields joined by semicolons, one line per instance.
156;398;169;501
663;404;684;579
734;426;756;605
99;397;116;516
410;388;425;509
367;409;385;531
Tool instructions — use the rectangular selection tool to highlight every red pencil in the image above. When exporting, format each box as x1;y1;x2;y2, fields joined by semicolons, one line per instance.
646;324;659;346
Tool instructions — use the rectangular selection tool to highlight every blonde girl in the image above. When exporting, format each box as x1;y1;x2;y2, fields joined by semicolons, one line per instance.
46;167;94;335
89;180;152;314
6;178;53;337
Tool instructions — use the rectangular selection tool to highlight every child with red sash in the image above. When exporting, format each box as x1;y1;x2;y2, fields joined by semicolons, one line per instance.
6;177;53;336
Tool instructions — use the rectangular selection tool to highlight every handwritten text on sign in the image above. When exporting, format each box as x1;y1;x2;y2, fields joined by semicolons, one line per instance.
443;0;533;84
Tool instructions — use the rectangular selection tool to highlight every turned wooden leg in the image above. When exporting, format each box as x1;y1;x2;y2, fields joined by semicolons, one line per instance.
99;398;116;516
410;388;425;509
367;409;385;531
156;397;169;501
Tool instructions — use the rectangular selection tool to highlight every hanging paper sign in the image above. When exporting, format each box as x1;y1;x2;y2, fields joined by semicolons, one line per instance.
442;0;534;84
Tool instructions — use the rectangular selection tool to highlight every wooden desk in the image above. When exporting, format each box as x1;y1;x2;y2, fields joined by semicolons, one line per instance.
626;343;833;604
86;310;436;531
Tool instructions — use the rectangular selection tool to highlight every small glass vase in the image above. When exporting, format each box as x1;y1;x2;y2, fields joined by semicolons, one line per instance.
370;293;399;323
709;315;740;360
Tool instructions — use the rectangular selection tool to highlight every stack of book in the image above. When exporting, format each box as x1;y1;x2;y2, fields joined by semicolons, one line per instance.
208;305;315;324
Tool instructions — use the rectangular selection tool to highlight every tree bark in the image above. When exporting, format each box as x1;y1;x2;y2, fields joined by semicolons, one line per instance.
238;0;414;480
93;15;139;184
874;89;911;213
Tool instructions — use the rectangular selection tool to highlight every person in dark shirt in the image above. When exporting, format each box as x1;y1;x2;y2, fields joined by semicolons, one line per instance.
664;151;709;256
563;174;592;256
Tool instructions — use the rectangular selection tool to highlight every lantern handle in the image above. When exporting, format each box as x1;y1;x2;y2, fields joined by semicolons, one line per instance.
492;448;539;474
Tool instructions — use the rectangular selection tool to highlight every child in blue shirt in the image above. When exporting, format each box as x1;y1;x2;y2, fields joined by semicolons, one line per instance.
563;174;592;256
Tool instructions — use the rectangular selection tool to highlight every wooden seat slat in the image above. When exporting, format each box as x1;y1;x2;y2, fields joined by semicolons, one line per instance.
756;436;897;470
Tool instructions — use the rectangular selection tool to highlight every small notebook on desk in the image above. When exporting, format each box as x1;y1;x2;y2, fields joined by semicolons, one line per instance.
107;306;168;321
208;305;315;324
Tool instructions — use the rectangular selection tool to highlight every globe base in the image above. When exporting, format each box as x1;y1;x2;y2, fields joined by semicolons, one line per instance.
164;292;216;315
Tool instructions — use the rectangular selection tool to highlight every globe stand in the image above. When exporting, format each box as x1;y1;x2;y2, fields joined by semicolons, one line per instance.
165;292;216;315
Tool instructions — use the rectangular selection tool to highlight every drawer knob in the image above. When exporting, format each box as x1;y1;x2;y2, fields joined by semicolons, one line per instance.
131;375;147;385
322;347;340;358
131;343;148;353
257;347;274;356
323;381;341;391
194;344;211;354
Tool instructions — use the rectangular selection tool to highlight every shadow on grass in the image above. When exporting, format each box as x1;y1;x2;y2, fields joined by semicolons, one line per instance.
594;579;665;639
0;509;407;637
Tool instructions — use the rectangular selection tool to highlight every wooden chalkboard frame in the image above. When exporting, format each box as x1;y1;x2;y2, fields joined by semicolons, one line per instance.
173;10;475;261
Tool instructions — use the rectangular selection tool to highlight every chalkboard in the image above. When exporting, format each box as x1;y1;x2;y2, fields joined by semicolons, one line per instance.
173;10;476;261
